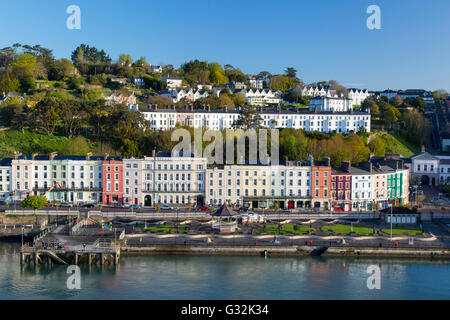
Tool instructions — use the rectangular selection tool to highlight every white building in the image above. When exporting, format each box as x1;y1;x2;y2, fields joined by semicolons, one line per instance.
247;77;265;89
377;90;398;100
293;85;335;98
0;159;11;202
347;88;371;106
160;89;209;103
234;89;281;106
163;77;183;89
11;154;103;204
149;65;163;73
139;106;371;133
309;96;353;112
351;165;374;211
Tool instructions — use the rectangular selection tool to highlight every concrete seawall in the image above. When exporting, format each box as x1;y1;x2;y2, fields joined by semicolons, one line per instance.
121;245;450;258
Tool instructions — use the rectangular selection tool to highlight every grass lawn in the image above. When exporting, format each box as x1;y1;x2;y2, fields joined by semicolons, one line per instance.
0;129;69;158
380;132;419;157
381;227;423;236
143;225;187;233
322;224;375;235
264;224;315;235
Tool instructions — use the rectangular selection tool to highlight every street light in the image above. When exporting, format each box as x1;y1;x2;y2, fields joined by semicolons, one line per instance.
21;225;24;248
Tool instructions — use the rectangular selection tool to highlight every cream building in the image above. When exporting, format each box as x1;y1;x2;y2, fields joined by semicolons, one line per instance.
124;152;207;207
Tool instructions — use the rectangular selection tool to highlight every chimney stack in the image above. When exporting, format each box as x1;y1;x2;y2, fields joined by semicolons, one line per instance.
32;153;38;160
207;104;211;112
154;104;158;111
104;153;109;160
224;105;227;112
86;152;92;161
49;152;57;160
421;145;425;152
152;149;156;157
324;156;331;167
14;152;22;160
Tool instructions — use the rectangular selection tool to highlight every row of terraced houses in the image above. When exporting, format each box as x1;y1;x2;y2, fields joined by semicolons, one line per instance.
0;152;411;212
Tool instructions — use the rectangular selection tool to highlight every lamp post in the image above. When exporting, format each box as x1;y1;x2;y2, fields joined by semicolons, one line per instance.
21;226;24;248
388;187;395;240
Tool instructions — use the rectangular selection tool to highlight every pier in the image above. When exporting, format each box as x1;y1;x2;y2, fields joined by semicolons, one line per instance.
20;239;120;266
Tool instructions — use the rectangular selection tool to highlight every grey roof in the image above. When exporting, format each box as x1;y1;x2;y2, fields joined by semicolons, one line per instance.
409;152;440;161
155;151;195;158
14;155;106;161
212;203;238;217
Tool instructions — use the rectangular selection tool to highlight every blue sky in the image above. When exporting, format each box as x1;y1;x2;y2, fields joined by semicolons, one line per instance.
1;0;449;91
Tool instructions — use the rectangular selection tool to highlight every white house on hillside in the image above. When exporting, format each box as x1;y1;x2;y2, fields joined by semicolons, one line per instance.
163;77;183;89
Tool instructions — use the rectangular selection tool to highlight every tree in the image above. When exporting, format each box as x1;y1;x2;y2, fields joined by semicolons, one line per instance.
383;106;400;129
119;54;132;66
232;107;263;130
143;75;166;91
0;73;20;93
121;138;139;157
133;56;147;67
81;88;104;102
48;58;76;80
225;68;246;83
400;109;431;146
369;136;386;156
22;195;48;210
62;136;91;155
71;44;111;75
362;97;380;117
208;62;228;85
231;92;246;106
285;67;297;79
59;99;86;137
181;59;210;85
30;97;61;135
268;75;296;91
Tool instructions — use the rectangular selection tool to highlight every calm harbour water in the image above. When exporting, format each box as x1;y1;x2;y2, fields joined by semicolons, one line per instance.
0;243;449;300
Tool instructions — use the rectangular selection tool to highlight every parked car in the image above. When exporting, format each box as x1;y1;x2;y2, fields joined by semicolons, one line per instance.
239;207;249;212
80;202;95;208
58;202;72;208
113;203;127;208
0;200;7;205
198;205;210;211
160;204;174;210
129;204;141;209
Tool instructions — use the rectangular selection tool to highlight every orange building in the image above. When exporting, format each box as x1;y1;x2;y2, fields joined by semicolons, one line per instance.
311;157;332;210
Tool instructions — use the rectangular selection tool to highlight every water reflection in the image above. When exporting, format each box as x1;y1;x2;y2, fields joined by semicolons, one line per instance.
0;242;449;300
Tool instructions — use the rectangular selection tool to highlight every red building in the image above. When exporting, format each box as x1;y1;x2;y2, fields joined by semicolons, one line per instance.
102;159;124;205
331;161;352;212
